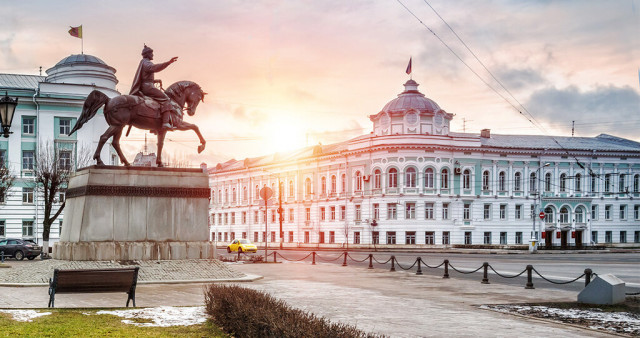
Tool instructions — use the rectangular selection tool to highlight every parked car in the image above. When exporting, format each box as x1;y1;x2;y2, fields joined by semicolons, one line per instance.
0;238;42;260
227;239;258;253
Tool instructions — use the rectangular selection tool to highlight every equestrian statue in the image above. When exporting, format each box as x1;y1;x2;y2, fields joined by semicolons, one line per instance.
70;44;207;167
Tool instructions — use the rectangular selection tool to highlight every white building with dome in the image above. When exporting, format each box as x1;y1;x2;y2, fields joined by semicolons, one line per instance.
0;54;119;248
210;79;640;249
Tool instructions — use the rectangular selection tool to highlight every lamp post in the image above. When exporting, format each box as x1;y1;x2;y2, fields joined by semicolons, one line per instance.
531;162;551;253
0;92;18;138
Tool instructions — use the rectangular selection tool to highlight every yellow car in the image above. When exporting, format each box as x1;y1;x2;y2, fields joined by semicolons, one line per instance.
227;239;258;253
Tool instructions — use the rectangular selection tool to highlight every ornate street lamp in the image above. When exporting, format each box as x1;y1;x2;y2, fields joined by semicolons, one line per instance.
0;92;18;138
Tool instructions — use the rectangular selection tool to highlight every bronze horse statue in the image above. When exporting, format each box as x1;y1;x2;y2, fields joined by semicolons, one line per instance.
70;81;207;167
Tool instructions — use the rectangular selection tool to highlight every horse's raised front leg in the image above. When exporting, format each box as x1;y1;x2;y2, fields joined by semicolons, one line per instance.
94;125;120;166
156;130;167;167
177;122;206;153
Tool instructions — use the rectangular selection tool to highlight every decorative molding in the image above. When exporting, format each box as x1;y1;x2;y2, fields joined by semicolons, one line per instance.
67;185;211;199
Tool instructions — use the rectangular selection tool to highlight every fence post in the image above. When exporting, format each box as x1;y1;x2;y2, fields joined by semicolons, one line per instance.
482;262;489;284
525;265;534;289
368;254;373;269
443;259;449;279
390;256;396;272
0;251;3;263
273;251;277;263
237;249;241;261
342;252;348;267
312;251;316;265
416;257;423;275
584;268;592;288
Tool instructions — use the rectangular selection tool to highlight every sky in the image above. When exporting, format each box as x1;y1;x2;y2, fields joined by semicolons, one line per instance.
1;0;639;167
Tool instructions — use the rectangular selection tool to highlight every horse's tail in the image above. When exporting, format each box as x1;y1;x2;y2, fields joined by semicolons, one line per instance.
70;90;110;135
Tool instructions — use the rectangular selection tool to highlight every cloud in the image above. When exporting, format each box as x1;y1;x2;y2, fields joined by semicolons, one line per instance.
494;67;547;90
525;85;640;137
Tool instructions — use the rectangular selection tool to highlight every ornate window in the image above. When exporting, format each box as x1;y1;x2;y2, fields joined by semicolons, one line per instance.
498;171;506;191
544;173;552;192
529;172;537;192
242;186;247;201
559;207;569;224
619;174;626;193
560;173;567;192
373;169;381;189
355;171;363;191
604;174;611;193
544;206;555;223
289;180;294;197
575;207;585;223
388;168;398;188
575;174;582;192
341;174;346;193
424;168;434;189
441;168;449;189
331;175;337;194
321;176;327;195
482;171;490;190
305;178;312;196
462;169;471;190
514;172;521;191
635;174;640;193
405;167;416;188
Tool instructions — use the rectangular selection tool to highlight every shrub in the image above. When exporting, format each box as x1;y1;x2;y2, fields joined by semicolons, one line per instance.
204;284;381;338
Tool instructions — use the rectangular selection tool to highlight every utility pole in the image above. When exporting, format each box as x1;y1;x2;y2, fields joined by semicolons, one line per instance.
278;180;284;250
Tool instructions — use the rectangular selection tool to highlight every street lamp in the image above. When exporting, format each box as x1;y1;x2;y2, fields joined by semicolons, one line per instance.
0;92;18;138
531;162;551;253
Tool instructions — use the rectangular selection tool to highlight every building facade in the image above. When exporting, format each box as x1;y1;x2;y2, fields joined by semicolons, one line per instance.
209;79;640;248
0;54;119;246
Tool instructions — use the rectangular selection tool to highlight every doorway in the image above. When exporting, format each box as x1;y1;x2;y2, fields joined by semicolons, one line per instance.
545;231;553;249
575;230;583;249
560;230;568;249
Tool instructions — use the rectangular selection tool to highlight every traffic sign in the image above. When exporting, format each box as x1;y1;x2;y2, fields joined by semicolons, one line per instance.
260;187;273;200
539;211;545;220
260;199;273;207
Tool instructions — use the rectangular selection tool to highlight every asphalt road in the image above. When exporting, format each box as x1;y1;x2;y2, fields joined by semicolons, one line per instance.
222;249;640;293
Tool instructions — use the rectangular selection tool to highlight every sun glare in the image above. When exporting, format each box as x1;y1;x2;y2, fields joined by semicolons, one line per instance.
263;119;308;154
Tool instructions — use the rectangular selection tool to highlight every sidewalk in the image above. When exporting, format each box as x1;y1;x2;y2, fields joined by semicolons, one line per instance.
0;260;614;337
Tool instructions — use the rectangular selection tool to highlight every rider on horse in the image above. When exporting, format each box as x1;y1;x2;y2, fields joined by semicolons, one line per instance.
129;44;179;130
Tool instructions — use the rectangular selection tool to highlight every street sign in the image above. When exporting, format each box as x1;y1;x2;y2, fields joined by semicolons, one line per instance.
539;211;545;220
260;199;273;207
260;187;273;200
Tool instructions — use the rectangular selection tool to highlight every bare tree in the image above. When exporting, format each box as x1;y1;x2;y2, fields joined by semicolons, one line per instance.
0;162;13;204
34;142;91;256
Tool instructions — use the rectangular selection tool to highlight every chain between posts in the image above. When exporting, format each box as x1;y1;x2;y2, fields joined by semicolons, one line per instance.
532;267;586;285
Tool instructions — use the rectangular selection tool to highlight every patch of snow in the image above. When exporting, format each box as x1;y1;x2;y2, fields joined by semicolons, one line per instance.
0;309;51;322
96;306;206;327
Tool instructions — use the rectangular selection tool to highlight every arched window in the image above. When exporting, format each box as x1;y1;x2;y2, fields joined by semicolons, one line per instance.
560;173;567;192
590;174;597;193
462;169;471;189
619;174;626;193
544;206;554;223
321;176;327;195
575;206;584;223
355;171;363;191
575;174;582;192
224;189;228;203
482;171;490;190
232;188;237;203
604;174;611;192
498;171;506;191
373;169;381;189
341;174;346;193
635;174;640;193
544;173;552;192
514;172;521;191
529;172;537;192
424;168;434;188
242;186;247;201
289;180;294;197
255;185;259;199
405;167;416;188
331;175;337;194
559;207;569;224
218;190;222;204
441;168;449;189
388;168;398;188
305;178;312;196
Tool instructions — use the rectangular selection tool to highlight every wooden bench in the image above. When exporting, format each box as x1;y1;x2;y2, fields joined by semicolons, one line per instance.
48;267;139;308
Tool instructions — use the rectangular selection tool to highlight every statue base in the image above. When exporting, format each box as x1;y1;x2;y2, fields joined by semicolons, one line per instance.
53;166;211;261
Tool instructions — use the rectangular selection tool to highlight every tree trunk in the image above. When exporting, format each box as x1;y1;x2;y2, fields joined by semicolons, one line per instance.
43;240;49;257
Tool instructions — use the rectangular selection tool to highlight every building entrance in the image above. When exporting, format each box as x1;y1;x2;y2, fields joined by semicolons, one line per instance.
575;230;583;248
560;230;568;249
544;231;553;249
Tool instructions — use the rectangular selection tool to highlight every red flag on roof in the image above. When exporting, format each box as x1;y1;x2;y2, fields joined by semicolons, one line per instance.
68;25;82;39
405;57;412;75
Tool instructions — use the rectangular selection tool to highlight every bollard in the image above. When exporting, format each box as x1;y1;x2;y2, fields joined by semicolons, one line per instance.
368;254;373;269
390;256;396;272
0;251;3;263
416;257;423;275
273;251;277;263
312;251;316;265
525;265;534;289
482;262;490;284
584;268;592;288
443;259;449;279
342;252;348;267
237;249;241;261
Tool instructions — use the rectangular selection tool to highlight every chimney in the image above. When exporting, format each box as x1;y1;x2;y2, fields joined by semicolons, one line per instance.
480;129;491;138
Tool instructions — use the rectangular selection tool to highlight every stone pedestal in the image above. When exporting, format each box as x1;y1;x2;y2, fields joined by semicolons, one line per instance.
53;166;213;261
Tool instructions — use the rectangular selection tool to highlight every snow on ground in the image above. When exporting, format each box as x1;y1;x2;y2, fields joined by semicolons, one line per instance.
481;304;640;335
96;306;207;327
0;309;51;322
